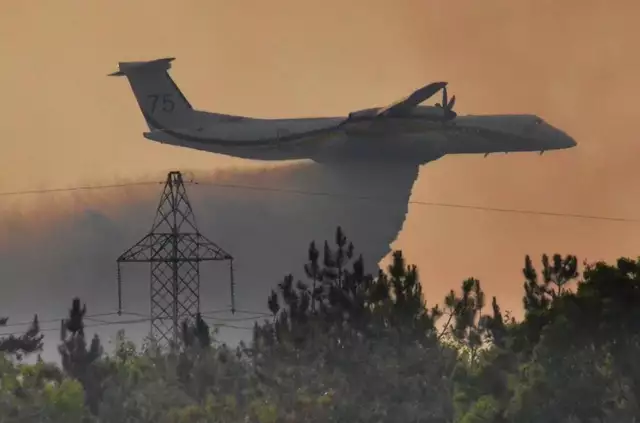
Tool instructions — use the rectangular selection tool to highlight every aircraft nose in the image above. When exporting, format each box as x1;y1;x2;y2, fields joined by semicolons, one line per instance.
561;132;577;148
546;123;577;149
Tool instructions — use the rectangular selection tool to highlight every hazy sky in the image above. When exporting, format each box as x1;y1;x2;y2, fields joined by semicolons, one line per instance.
1;0;639;352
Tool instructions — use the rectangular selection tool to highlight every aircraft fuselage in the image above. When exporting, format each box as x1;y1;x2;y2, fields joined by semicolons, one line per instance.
143;105;576;165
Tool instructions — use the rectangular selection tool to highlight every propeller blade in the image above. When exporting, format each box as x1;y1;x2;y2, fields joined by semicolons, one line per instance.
447;95;456;110
442;87;448;109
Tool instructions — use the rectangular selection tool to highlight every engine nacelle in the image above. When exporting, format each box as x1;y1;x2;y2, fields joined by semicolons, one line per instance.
413;105;457;121
347;108;380;121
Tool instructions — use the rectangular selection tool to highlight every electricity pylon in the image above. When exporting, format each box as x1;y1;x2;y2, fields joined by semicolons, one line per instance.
117;171;235;348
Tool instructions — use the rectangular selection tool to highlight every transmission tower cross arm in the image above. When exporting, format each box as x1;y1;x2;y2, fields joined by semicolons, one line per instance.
117;233;232;263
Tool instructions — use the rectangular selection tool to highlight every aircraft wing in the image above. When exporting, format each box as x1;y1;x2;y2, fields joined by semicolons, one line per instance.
375;82;448;118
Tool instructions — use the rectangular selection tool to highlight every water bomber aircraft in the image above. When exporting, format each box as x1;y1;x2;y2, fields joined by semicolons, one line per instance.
109;57;575;164
110;57;577;263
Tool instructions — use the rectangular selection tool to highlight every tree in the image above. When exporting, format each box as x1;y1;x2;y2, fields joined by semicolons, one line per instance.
254;227;456;423
0;314;43;360
504;256;640;422
58;297;104;414
180;313;212;350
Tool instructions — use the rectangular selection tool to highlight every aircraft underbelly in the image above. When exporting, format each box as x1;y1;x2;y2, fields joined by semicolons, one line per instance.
310;132;446;166
202;118;344;142
444;127;527;154
146;119;447;164
345;119;434;138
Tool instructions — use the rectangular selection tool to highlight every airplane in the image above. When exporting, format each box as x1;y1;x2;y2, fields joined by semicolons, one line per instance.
109;57;576;165
109;57;577;264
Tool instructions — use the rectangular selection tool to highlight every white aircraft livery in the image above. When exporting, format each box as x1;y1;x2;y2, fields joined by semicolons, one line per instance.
110;57;577;267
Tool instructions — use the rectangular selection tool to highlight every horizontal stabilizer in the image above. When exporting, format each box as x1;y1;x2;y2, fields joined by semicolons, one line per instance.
108;57;176;77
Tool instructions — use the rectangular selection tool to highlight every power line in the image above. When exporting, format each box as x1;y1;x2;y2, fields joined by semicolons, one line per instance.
0;311;122;328
200;313;270;322
0;307;261;337
0;178;638;224
409;200;639;223
0;314;149;337
206;308;270;317
192;180;640;224
0;181;163;197
0;307;247;331
211;324;254;331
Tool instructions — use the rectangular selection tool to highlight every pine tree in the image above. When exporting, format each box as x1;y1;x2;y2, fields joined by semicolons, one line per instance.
180;312;212;350
58;297;104;414
265;227;442;346
0;314;43;360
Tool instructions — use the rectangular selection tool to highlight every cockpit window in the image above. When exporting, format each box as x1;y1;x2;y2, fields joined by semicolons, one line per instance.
534;118;543;125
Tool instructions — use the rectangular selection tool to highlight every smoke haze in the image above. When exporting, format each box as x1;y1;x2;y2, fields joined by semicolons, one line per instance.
1;0;638;358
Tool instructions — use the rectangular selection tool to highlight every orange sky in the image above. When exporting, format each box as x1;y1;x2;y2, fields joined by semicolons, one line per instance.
1;0;639;316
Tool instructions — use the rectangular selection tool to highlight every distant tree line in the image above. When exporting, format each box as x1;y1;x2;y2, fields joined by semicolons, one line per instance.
1;226;639;422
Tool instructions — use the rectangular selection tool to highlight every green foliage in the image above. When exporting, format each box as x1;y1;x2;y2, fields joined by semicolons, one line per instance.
58;297;105;415
0;314;43;360
41;378;88;422
1;227;638;422
459;395;501;423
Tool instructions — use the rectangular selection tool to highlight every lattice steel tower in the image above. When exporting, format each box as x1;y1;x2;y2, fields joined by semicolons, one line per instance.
117;171;235;348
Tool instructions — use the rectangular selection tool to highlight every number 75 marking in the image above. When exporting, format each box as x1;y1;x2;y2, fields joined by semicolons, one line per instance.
148;94;175;113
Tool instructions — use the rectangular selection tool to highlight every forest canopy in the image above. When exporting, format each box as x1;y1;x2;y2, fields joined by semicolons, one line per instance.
1;226;639;423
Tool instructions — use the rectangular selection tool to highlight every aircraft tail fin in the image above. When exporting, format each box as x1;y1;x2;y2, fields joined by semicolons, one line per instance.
109;57;195;131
